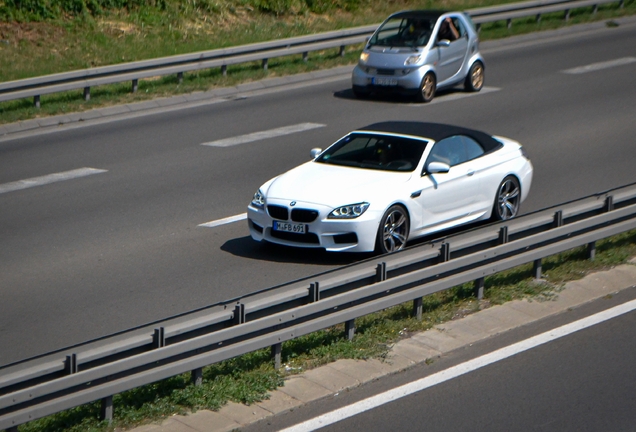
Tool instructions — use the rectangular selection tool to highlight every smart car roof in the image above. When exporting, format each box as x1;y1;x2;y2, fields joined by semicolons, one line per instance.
356;121;503;153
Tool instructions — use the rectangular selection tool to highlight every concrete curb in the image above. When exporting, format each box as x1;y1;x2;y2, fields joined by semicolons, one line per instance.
129;258;636;432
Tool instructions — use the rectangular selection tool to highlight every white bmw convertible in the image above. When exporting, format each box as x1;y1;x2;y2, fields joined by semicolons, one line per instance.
247;122;533;254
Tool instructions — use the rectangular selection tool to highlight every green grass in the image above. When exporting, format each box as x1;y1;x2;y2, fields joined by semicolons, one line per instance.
1;0;635;124
18;229;636;432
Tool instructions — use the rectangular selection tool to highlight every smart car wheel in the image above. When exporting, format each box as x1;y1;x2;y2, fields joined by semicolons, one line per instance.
376;205;410;254
492;176;521;221
464;61;484;92
417;73;436;103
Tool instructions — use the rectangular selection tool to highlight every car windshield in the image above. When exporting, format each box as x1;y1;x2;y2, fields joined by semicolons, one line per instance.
368;17;435;48
315;133;428;172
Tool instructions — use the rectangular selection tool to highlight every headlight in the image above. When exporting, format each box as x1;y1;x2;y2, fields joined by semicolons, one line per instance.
359;52;370;64
251;189;265;208
404;55;421;65
328;202;370;219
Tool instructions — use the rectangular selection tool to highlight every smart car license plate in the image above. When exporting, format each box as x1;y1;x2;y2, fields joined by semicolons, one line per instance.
273;221;306;234
372;77;397;86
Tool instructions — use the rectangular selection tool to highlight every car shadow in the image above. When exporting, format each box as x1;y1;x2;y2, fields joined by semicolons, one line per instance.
221;236;374;265
333;87;465;103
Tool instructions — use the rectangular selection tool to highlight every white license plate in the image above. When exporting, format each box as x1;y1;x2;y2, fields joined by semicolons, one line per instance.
373;77;397;86
273;221;306;234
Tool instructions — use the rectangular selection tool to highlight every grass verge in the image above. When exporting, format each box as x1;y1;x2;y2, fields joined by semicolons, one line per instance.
18;228;636;432
1;0;635;125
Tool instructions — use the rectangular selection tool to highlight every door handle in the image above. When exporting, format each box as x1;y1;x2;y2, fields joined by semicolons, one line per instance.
467;169;475;176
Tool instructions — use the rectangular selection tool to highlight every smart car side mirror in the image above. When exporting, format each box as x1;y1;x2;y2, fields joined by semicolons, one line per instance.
437;39;451;47
311;148;323;159
427;161;451;174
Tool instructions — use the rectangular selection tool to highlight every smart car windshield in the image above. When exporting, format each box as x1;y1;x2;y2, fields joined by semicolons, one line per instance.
368;17;435;48
315;133;428;172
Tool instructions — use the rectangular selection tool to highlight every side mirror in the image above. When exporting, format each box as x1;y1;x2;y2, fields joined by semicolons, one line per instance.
427;161;450;174
437;39;450;48
310;148;323;159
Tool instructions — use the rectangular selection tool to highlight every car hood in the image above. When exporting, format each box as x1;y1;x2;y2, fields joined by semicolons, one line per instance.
265;161;412;206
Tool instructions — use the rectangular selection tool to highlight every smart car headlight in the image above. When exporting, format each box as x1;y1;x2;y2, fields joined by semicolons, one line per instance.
404;55;421;65
251;189;265;208
359;52;370;64
328;202;370;219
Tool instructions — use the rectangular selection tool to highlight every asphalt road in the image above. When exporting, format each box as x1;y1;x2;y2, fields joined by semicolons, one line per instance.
241;287;636;432
1;18;635;366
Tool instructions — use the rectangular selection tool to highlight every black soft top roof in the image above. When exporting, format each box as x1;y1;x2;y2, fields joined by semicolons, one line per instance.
356;121;503;153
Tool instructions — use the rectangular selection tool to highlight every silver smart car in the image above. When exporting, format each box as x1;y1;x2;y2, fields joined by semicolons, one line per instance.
352;10;485;102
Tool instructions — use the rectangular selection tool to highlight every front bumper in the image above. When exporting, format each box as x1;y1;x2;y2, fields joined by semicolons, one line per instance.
247;199;380;252
352;64;425;95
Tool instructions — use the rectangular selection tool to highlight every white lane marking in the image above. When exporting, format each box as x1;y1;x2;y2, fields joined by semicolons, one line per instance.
281;298;636;432
201;122;326;147
0;167;107;195
198;213;247;228
408;86;500;106
562;57;636;74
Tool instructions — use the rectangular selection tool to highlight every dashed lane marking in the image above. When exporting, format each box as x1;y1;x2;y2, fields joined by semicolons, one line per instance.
562;57;636;74
0;167;107;195
201;122;326;147
198;213;247;228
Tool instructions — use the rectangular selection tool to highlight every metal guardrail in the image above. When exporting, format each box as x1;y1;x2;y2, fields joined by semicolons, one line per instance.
2;181;636;431
0;0;625;108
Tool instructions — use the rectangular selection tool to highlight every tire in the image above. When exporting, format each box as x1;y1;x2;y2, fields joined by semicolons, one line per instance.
464;61;484;92
375;205;410;254
492;176;521;221
416;73;436;103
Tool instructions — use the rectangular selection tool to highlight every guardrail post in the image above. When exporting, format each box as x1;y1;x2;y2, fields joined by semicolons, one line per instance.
271;342;282;370
507;18;512;29
221;65;227;76
83;87;90;101
412;297;423;320
587;242;596;261
620;0;624;8
153;327;166;348
262;58;268;71
233;303;246;325
593;4;598;13
533;259;542;280
65;353;78;374
564;9;571;21
345;319;355;340
498;226;509;244
309;282;320;302
553;210;563;228
33;95;41;108
339;45;346;57
474;277;485;300
536;13;542;23
302;52;308;62
100;396;113;424
440;242;450;263
177;72;184;84
605;196;614;212
191;368;203;386
132;79;138;93
376;262;387;282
